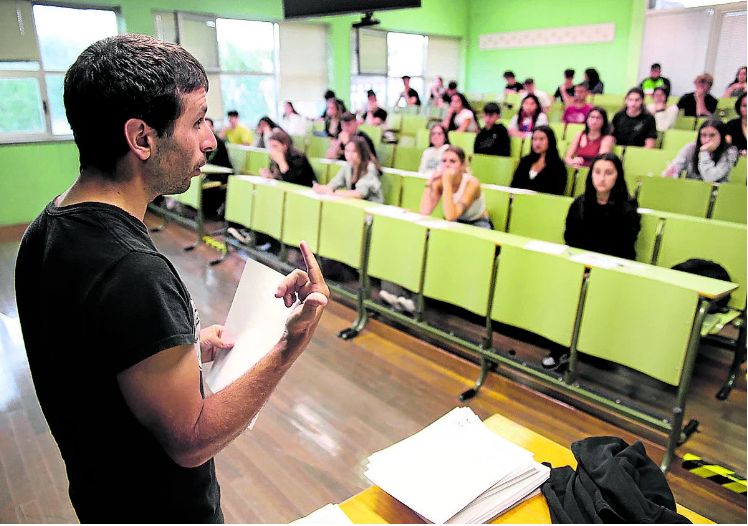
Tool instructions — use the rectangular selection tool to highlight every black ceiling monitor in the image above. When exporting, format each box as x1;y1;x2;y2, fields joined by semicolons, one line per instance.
282;0;421;19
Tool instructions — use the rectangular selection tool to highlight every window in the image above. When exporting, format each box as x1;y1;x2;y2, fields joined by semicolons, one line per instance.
0;1;118;141
154;12;329;128
351;29;458;112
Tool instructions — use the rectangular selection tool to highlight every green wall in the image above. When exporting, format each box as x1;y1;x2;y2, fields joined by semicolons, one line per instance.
465;0;645;97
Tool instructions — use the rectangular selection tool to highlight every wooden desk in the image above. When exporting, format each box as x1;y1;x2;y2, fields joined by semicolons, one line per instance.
338;413;712;524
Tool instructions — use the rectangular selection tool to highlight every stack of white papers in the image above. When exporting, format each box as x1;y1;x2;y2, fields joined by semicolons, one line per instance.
291;503;352;524
364;407;549;524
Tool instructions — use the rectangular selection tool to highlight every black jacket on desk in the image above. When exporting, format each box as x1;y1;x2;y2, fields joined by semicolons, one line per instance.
541;436;691;524
474;124;510;157
510;155;567;195
564;195;641;259
564;195;640;260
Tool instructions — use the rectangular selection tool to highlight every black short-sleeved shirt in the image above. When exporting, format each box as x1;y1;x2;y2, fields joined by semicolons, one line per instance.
677;92;718;117
474;124;511;157
366;107;388;123
725;118;747;152
553;85;575;101
611;111;658;147
15;201;221;523
505;82;523;93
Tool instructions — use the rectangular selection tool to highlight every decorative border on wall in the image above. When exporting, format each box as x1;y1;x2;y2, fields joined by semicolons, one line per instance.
479;23;616;50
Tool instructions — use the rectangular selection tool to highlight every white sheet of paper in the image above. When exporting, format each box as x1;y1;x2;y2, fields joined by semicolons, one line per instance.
205;258;293;395
523;240;569;255
569;252;621;269
291;503;352;524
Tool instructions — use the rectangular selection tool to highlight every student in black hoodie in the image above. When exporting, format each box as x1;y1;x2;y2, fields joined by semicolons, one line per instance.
510;125;567;195
473;102;510;157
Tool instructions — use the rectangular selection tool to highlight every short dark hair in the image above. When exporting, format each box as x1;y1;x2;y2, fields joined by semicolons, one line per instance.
651;63;661;70
64;34;208;174
324;89;335;99
341;112;357;123
503;70;515;79
447;81;458;90
483;102;501;115
227;110;239;118
366;89;376;98
564;69;575;79
402;75;411;81
524;78;535;85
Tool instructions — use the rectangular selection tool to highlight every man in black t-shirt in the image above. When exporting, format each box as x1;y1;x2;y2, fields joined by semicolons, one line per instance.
441;80;459;106
678;73;718;117
15;34;329;524
398;75;421;106
503;71;523;95
474;102;510;157
363;90;388;125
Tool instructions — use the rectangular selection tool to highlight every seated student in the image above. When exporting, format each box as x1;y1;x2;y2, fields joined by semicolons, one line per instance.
564;153;640;260
503;71;523;96
326;112;377;160
646;86;679;132
663;119;738;183
508;94;548;139
397;75;421;106
363;90;388;126
562;84;592;124
418;124;451;175
313;137;383;202
221;110;252;145
319;89;347;118
723;66;746;98
419;145;491;228
640;63;671;96
583;68;604;94
323;98;344;138
474;102;510;156
521;78;551;111
440;80;459;107
428;76;445;106
252;116;280;148
281;101;308;136
725;93;747;156
442;93;479;132
259;130;316;187
678;73;718;117
554;69;576;105
510;126;567;195
565;107;615;168
611;88;657;148
204;118;233;172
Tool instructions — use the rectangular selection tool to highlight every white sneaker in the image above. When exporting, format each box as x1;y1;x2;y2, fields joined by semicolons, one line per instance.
379;290;402;310
227;227;250;244
398;296;416;313
541;355;557;368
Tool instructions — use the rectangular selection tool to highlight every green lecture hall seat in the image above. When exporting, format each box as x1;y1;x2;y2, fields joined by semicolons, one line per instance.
507;192;574;244
318;199;371;269
367;211;429;294
636;176;712;217
281;190;322;252
577;266;700;387
470;154;517;186
730;155;746;185
509;136;523;159
291;135;307;153
393;145;425;172
661;129;697;152
491;245;587;347
359;124;382;146
656;216;747;311
571;167;589;197
307;135;331;160
711;183;747;224
481;185;512;231
376;143;396;168
400;115;429;137
171;174;201;209
634;210;662;264
622;146;674;177
226;144;250;175
673;114;696;131
564;123;584;141
224;176;254;228
386;113;402;132
247;148;270;176
448;131;477;155
422;225;497;316
548;122;565;141
251;182;286;240
309;158;329;184
415;128;431;149
380;170;403;206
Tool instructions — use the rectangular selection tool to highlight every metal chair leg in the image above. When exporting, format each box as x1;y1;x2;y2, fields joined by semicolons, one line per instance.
459;357;494;401
717;318;746;400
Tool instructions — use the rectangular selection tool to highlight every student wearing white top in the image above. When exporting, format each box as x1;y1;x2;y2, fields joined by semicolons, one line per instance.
508;94;549;139
418;124;450;176
442;93;478;132
645;87;679;133
521;78;551;112
280;101;307;136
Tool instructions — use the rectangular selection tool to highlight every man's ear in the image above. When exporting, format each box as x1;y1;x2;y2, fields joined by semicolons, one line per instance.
124;118;154;161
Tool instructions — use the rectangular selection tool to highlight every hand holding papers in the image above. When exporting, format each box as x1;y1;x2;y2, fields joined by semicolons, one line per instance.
205;241;329;394
364;407;550;524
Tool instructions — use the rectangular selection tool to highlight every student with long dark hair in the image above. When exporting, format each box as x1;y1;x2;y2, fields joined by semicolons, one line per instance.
564;153;641;260
259;130;316;187
508;94;548;139
253;116;281;148
663;119;738;182
583;68;604;94
510;126;567;195
565;107;615;168
442;93;478;132
313;136;383;202
725;93;747;155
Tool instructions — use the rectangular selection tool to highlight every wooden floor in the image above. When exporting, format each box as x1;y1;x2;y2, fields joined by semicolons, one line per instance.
0;219;745;523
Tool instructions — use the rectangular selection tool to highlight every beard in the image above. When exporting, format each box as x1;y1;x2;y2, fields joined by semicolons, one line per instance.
148;139;204;197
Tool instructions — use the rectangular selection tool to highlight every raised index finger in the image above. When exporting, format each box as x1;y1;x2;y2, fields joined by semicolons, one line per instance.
299;240;324;283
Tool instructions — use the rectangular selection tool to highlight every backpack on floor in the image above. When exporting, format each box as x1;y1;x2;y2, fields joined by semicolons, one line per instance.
671;258;732;313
